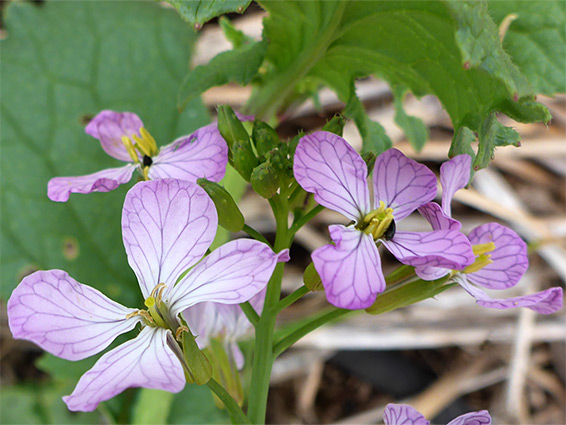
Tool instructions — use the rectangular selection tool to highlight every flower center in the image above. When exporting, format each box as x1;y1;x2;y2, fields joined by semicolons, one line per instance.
121;127;158;180
463;242;496;274
357;201;396;241
127;283;178;330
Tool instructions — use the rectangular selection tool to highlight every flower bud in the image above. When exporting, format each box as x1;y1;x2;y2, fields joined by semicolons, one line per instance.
232;140;259;181
251;161;279;198
252;121;280;158
303;262;324;292
197;179;245;232
217;105;250;149
322;114;346;136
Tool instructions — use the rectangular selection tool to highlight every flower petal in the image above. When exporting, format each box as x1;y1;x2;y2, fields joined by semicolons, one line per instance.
383;230;474;269
440;154;471;217
372;149;436;220
167;240;288;317
466;223;528;290
7;270;138;361
384;404;430;425
312;225;383;309
47;164;137;202
293;131;370;221
418;202;461;231
415;265;450;281
447;410;492;425
85;110;143;162
63;327;185;412
122;179;217;298
149;123;228;183
457;276;563;315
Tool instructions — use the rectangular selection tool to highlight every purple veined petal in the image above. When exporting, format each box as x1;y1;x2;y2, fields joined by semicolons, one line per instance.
183;301;223;350
7;270;139;361
418;202;462;231
372;149;437;221
457;276;563;315
63;327;185;412
447;410;492;425
230;341;245;370
440;154;471;217
122;179;218;298
85;110;143;162
293;131;370;221
149;123;228;183
312;225;384;309
415;265;451;281
383;404;430;425
167;240;289;318
383;230;474;269
466;223;528;290
47;164;137;202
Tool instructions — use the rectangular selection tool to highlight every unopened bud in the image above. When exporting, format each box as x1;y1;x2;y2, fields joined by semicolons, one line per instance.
303;262;324;291
217;105;250;149
252;121;280;158
322;114;346;136
232;141;259;181
197;179;245;232
251;162;279;198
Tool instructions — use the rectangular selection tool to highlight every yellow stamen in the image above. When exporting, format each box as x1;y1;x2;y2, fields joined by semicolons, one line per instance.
472;242;496;256
143;166;150;181
140;127;158;156
144;296;168;328
132;134;151;157
122;136;140;163
464;254;493;274
126;309;155;326
359;201;395;240
175;325;190;341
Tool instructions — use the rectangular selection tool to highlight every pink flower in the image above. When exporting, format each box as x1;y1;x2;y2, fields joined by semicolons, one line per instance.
8;179;288;411
384;403;491;425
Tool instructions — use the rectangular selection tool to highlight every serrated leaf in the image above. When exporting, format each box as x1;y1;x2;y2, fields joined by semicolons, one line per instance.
0;1;209;306
474;113;520;170
488;0;566;95
165;0;251;28
178;40;267;110
250;0;550;159
393;86;429;152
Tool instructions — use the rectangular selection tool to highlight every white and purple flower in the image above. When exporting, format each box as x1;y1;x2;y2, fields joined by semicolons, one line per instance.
47;110;237;202
417;154;563;314
293;131;474;310
384;403;491;425
8;179;288;411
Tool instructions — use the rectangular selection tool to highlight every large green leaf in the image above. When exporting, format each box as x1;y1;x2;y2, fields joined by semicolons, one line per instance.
165;0;251;28
248;0;550;158
0;1;209;305
488;0;566;96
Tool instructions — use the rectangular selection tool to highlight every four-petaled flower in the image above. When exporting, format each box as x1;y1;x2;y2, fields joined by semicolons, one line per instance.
417;154;563;314
47;110;242;202
8;179;289;411
384;403;491;425
293;131;475;309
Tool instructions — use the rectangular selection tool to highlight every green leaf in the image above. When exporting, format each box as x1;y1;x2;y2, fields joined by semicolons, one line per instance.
165;0;251;28
168;384;230;424
488;0;566;95
474;113;520;170
393;86;429;152
250;0;550;159
0;1;209;305
0;386;43;424
178;40;267;111
131;390;174;424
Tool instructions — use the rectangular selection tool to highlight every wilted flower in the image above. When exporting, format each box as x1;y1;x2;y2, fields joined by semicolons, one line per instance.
8;179;288;411
384;403;491;425
293;131;474;309
47;110;236;202
417;154;563;314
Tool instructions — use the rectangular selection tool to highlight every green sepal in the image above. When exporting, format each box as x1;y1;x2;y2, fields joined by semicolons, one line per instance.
232;140;259;182
322;114;346;137
217;105;251;150
180;317;213;385
365;276;453;315
251;161;279;199
252;121;280;158
303;262;324;292
197;179;245;232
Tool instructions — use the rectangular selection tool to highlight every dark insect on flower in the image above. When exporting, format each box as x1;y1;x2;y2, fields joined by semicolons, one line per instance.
143;155;153;167
383;219;396;240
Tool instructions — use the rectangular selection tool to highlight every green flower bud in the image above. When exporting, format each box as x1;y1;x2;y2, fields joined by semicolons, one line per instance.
217;105;250;149
252;121;280;158
232;140;259;181
251;162;279;198
322;114;346;136
197;179;245;232
303;262;324;292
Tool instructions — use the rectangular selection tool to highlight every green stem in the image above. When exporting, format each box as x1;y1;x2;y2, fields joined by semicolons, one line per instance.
242;224;271;246
239;301;260;327
275;285;309;313
287;182;302;205
273;308;352;358
288;204;324;242
206;378;250;425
